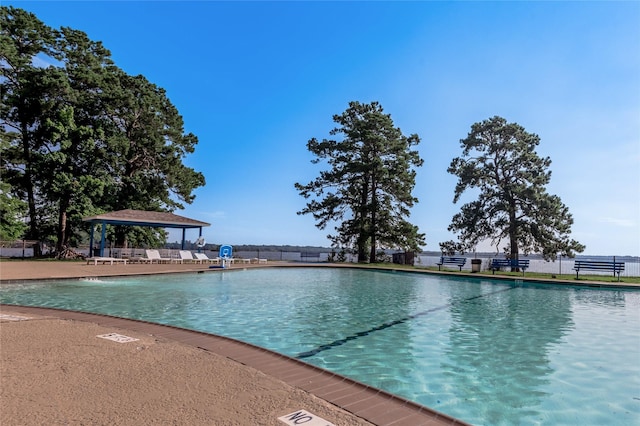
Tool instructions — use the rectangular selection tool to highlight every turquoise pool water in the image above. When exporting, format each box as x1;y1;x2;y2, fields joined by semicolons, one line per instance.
2;268;639;425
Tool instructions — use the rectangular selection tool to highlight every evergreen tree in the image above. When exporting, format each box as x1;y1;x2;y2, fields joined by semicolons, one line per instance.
296;101;425;262
447;116;585;262
0;6;205;255
0;141;28;241
0;6;58;243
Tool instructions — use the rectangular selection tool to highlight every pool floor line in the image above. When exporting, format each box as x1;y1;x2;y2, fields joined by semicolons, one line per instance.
2;304;471;426
296;285;516;359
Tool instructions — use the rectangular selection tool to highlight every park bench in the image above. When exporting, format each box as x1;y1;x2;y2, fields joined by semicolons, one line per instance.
490;258;530;276
437;256;467;271
573;260;625;281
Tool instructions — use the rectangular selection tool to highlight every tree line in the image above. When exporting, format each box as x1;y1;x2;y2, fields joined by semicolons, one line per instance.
1;6;585;264
1;7;204;256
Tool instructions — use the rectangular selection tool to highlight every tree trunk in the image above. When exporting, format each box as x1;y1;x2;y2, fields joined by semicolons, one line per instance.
115;226;127;247
369;181;377;263
21;123;38;240
508;201;519;271
368;234;376;263
357;172;370;263
56;197;70;254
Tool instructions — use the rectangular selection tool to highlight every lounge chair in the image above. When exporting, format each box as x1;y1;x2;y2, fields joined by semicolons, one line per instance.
144;249;175;264
193;253;219;264
178;250;201;264
86;257;128;266
252;258;268;264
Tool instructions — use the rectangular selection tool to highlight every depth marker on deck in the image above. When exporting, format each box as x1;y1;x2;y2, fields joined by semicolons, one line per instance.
97;333;139;343
0;314;31;321
278;410;335;426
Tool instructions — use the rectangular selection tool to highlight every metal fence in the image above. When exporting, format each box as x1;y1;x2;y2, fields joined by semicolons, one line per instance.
221;250;640;278
415;255;640;278
1;243;638;277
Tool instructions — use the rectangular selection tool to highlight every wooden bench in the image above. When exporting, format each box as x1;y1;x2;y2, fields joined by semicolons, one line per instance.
573;260;625;281
490;258;530;276
437;256;467;271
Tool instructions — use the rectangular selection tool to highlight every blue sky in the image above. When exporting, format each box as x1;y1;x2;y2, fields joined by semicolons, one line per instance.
9;1;640;256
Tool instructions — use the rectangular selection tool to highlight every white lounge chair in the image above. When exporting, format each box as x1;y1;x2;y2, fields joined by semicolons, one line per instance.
86;257;128;266
145;249;174;264
178;250;201;264
193;253;219;264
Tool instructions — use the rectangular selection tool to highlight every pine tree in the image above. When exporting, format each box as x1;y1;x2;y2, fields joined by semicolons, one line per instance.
296;101;425;262
447;116;584;262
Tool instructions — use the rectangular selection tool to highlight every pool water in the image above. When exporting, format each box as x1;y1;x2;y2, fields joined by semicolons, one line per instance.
2;268;639;425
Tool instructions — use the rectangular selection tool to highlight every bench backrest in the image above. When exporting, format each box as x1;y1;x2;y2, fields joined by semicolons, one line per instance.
492;259;529;267
440;256;466;264
574;260;624;271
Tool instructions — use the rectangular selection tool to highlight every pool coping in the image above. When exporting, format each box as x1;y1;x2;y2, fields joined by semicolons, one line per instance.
1;304;470;426
1;261;637;289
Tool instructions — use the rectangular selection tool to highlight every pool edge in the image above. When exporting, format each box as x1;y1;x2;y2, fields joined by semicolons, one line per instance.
1;304;471;426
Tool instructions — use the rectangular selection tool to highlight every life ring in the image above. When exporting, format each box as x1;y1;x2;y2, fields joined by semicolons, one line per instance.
195;236;206;248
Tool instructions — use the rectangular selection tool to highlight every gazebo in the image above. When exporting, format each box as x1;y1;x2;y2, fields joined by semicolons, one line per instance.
82;209;211;257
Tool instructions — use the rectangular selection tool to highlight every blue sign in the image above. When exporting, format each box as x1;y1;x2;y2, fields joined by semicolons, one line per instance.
219;245;233;259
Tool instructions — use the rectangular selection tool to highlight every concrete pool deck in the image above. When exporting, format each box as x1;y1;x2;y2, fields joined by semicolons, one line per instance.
0;260;470;426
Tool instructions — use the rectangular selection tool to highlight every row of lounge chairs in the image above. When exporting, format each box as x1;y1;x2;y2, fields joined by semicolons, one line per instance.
141;249;217;264
87;250;267;265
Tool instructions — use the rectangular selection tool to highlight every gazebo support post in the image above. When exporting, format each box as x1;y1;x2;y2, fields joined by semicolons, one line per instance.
100;221;106;257
89;224;95;258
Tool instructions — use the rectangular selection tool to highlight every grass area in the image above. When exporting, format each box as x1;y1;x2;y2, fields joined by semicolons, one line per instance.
475;270;640;284
359;263;640;285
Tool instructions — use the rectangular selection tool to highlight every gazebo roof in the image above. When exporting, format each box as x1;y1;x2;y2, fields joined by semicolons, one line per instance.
82;209;210;229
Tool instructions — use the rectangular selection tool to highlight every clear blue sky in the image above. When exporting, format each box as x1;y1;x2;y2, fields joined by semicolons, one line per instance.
9;1;640;256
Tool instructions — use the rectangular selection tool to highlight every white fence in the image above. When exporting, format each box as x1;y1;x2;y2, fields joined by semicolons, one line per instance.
415;255;640;278
228;251;640;278
1;245;638;277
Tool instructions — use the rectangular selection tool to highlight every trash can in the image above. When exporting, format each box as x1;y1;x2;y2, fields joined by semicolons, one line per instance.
392;252;415;266
471;259;482;273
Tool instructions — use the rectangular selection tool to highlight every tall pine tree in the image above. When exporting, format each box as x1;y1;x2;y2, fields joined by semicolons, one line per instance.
447;116;584;262
296;101;425;262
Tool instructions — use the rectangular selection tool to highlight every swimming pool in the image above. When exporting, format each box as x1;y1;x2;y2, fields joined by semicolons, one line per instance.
1;267;638;425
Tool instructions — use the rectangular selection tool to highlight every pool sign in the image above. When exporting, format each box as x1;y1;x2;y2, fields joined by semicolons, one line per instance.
278;410;335;426
219;244;233;259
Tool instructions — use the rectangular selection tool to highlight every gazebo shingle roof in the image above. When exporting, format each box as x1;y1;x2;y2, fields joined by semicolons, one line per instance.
83;209;210;228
